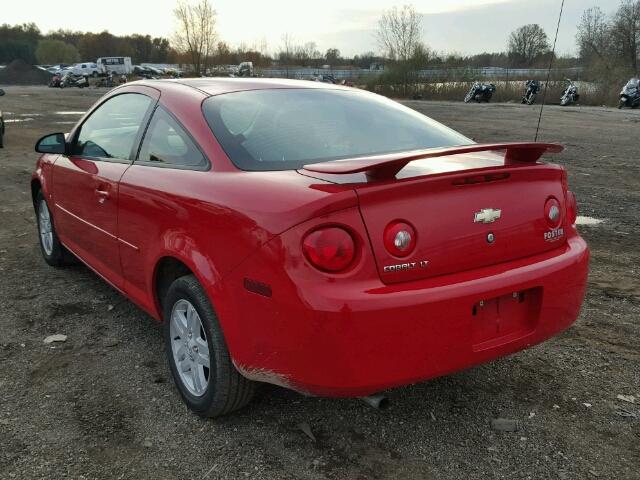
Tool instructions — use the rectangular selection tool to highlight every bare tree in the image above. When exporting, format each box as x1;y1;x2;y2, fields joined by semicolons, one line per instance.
576;7;610;64
507;24;549;66
292;41;320;66
610;0;640;73
377;4;422;62
173;0;217;74
325;48;341;65
252;35;269;57
302;42;320;62
277;33;296;77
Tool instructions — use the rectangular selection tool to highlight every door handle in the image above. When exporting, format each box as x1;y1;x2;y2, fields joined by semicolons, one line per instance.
95;189;110;200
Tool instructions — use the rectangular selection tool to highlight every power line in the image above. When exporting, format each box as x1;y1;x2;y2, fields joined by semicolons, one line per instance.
535;0;566;142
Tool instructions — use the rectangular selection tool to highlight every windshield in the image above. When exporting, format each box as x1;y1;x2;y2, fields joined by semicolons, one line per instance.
625;78;639;88
202;88;473;171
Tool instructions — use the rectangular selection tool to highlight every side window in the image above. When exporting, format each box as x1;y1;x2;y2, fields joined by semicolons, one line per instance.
138;107;207;169
73;93;153;160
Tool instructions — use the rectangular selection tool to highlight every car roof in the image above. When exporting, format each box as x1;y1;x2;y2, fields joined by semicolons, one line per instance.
155;77;350;96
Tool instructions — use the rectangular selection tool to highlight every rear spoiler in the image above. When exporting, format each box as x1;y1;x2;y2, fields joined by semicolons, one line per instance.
302;142;563;181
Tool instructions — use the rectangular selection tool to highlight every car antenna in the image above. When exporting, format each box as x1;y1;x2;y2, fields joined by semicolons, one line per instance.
535;0;566;142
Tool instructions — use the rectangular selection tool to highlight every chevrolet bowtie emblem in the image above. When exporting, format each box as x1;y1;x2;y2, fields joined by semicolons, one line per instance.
474;208;502;224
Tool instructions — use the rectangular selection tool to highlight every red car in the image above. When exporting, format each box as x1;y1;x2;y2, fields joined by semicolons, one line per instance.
31;79;589;416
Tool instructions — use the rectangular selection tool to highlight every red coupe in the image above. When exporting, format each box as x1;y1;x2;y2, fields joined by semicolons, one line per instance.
32;79;589;416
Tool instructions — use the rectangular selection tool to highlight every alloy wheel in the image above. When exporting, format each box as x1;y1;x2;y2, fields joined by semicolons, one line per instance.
170;299;211;396
38;200;53;256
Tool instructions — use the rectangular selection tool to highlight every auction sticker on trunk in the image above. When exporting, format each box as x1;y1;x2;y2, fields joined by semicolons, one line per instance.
544;228;564;242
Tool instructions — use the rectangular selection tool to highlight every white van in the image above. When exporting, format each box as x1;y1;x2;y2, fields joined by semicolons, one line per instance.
69;62;101;76
96;57;133;75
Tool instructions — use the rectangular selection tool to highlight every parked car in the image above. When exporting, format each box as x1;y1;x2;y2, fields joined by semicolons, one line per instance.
46;64;69;74
69;62;101;77
141;65;165;76
0;88;4;148
133;65;152;75
31;78;589;417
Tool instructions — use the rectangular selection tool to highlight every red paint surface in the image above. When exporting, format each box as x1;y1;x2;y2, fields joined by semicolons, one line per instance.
32;79;589;397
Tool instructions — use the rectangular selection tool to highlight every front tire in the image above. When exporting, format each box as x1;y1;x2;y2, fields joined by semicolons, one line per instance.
35;191;73;266
163;275;255;417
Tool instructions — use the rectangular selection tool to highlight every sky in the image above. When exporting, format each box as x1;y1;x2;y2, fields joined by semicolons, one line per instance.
3;0;622;57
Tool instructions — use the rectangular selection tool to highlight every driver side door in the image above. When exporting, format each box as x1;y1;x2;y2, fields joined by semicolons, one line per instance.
52;89;157;289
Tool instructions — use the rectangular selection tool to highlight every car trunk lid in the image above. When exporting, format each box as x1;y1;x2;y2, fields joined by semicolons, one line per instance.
301;143;568;284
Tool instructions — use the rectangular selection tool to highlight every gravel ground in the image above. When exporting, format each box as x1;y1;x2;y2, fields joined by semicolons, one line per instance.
0;86;638;480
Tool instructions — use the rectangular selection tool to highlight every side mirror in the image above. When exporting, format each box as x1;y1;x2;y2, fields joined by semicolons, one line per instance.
0;89;5;96
35;133;67;154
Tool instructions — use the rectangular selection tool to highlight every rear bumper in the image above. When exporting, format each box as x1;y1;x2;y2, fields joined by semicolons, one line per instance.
223;234;589;397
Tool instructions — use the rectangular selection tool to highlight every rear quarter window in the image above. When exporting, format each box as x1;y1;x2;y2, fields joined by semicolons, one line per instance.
137;107;207;169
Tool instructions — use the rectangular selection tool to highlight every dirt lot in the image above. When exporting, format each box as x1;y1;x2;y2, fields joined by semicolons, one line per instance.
0;86;638;480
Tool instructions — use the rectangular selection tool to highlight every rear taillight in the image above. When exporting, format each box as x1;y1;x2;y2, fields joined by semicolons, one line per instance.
544;197;562;229
566;191;577;225
302;227;355;272
384;221;416;257
561;168;577;225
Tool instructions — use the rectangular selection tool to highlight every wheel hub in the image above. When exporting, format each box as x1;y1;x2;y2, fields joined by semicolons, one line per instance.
38;200;54;256
169;299;211;397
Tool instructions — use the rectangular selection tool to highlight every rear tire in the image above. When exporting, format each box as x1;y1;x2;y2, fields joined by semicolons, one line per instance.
163;274;255;417
35;191;74;267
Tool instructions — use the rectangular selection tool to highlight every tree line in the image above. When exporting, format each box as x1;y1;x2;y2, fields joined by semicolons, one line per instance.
577;1;640;78
0;23;175;65
1;0;638;80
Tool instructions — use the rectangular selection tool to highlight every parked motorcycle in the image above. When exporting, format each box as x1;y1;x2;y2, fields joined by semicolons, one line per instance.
521;80;541;105
97;71;116;88
48;73;62;88
312;74;337;84
60;73;88;89
464;81;496;103
618;78;640;109
560;79;579;106
0;89;4;148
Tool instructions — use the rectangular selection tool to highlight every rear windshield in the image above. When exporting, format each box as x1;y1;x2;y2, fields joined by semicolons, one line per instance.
202;88;473;171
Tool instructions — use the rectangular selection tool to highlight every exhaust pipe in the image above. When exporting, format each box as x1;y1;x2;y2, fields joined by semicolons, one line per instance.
360;394;389;410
